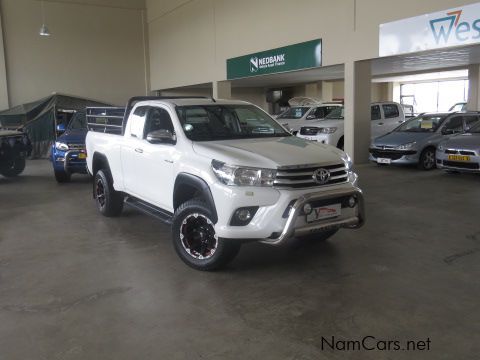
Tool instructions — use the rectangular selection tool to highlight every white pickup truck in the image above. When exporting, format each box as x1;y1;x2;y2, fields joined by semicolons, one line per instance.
86;96;365;270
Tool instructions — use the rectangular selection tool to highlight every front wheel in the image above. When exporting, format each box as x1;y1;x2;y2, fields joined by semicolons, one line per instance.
172;200;240;271
0;157;26;177
418;148;436;170
94;169;123;217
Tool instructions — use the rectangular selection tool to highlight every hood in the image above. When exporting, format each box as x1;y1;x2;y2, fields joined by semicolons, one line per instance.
57;128;87;143
440;133;480;149
373;131;433;147
192;136;346;168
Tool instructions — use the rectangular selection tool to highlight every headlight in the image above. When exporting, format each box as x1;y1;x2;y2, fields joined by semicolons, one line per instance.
55;142;69;151
211;160;276;187
319;127;337;134
395;142;416;150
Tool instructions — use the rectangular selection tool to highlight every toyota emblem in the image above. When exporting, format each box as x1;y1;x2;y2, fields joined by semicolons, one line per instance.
313;168;331;184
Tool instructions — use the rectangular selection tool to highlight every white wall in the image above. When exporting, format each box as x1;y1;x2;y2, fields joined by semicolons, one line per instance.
147;0;480;91
1;0;148;108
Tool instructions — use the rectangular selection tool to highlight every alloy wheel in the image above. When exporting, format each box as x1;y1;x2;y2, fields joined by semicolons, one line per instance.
180;213;218;260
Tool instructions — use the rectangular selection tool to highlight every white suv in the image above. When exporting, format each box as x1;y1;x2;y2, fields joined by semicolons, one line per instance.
276;103;343;133
86;97;365;270
296;102;405;149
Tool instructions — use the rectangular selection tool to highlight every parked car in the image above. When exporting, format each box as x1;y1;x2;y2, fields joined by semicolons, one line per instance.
50;112;89;182
0;129;32;177
296;102;405;150
370;112;480;170
436;121;480;173
85;96;365;271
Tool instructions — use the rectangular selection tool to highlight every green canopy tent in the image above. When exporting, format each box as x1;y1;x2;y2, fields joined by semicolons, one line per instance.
0;94;111;158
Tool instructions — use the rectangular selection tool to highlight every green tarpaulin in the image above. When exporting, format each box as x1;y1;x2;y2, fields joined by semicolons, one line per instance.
0;94;111;158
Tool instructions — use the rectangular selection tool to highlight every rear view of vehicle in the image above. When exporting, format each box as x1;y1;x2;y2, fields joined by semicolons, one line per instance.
0;129;32;177
437;122;480;173
51;112;90;182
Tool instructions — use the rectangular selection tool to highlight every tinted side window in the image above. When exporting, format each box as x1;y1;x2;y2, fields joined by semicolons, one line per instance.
371;105;381;120
443;116;464;132
464;115;479;131
382;104;400;118
314;107;326;118
143;107;174;138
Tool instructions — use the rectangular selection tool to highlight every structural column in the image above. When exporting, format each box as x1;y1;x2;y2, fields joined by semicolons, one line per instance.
0;9;9;110
344;60;371;164
212;81;231;99
467;64;480;111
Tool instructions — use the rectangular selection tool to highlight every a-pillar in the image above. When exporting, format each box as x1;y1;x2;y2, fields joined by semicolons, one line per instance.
467;64;480;111
344;60;371;164
212;80;231;100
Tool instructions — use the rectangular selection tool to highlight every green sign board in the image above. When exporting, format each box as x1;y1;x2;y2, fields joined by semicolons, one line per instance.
227;39;322;80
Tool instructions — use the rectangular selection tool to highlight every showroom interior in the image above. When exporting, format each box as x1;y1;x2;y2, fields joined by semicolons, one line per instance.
0;0;479;359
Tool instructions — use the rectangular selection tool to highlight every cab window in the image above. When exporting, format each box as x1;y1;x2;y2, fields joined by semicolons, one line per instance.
129;106;148;138
371;105;381;121
464;115;479;131
443;116;464;133
143;107;175;139
382;104;399;118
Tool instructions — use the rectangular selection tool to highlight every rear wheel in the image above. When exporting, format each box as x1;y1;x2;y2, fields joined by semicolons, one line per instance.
94;169;123;217
418;148;436;170
54;170;71;183
172;200;240;271
0;157;26;177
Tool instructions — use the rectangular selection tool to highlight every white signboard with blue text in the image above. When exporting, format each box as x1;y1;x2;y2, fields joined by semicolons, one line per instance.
379;2;480;56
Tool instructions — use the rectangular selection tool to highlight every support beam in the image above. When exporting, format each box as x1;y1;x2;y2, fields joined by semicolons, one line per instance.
320;81;333;102
344;60;371;164
467;64;480;111
0;7;9;110
212;81;231;99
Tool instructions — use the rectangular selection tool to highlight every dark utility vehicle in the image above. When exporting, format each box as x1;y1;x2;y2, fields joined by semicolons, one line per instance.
0;129;32;177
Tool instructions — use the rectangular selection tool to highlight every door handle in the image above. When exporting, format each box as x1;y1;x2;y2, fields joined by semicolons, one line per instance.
135;148;143;153
377;122;384;126
164;159;174;164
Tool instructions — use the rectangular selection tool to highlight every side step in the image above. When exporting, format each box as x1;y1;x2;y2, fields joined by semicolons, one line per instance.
124;196;173;225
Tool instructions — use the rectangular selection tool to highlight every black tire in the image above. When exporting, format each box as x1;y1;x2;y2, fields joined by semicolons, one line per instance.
297;229;338;242
337;136;344;150
0;157;26;177
94;169;123;217
172;199;240;271
54;170;71;183
418;147;436;170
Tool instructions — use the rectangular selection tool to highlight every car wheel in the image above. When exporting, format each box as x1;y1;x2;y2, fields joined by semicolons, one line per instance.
54;170;71;183
297;229;338;242
0;157;26;177
419;148;436;170
94;169;124;217
172;199;240;271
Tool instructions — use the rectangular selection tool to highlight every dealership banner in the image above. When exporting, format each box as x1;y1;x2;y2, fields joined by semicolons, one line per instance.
227;39;322;80
379;2;480;56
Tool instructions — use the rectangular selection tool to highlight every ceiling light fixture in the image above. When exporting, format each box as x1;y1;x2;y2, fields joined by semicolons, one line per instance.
39;1;51;37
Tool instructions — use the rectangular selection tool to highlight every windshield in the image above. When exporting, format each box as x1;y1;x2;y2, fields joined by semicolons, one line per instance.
176;105;290;141
325;107;344;119
68;112;87;130
277;107;310;119
396;115;445;133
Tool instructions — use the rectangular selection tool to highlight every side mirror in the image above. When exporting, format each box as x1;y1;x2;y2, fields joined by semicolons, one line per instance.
306;115;316;120
146;129;176;144
56;123;66;133
441;128;455;135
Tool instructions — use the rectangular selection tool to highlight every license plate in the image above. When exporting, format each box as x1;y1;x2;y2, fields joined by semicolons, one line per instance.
306;203;341;223
377;158;391;164
78;153;87;159
448;155;470;162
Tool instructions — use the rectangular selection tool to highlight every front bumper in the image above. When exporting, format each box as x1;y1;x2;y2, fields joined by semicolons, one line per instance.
212;173;365;244
53;150;87;174
297;133;336;146
436;151;480;173
369;148;419;165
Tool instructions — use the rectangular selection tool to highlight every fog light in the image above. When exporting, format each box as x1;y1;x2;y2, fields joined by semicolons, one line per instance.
303;203;312;215
236;209;251;222
348;196;357;208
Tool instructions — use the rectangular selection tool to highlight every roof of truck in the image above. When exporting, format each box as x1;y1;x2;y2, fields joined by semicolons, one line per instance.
139;98;251;107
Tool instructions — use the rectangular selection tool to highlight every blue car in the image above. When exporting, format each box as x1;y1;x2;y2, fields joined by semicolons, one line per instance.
51;112;88;182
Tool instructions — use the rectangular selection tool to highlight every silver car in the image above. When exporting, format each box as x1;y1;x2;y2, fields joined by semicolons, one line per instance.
437;122;480;173
370;112;480;170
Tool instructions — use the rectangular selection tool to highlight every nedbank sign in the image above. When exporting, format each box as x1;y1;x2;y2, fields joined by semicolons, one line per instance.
227;39;322;80
379;2;480;56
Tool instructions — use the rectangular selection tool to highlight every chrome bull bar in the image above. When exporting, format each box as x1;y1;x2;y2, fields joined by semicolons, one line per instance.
261;186;365;246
